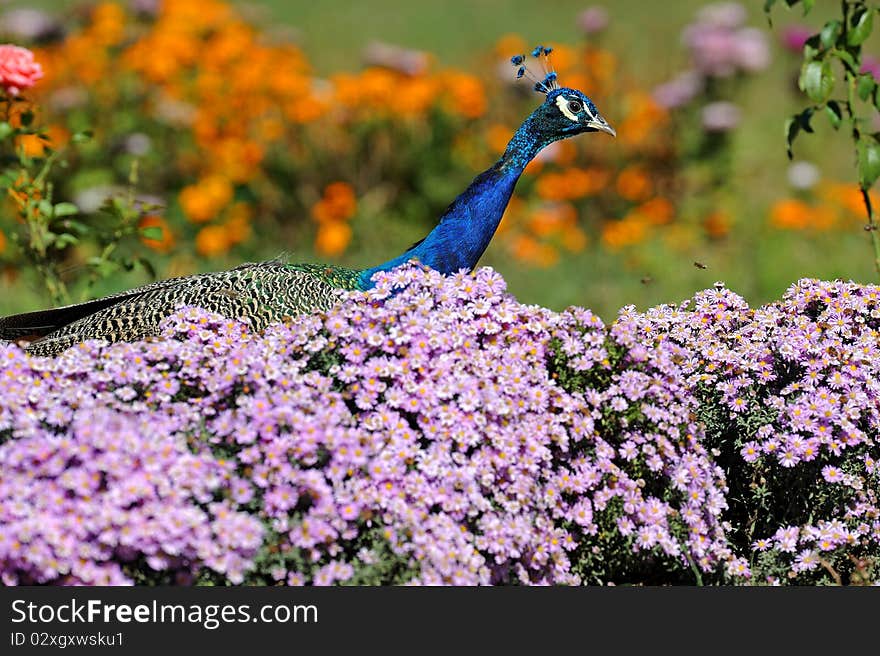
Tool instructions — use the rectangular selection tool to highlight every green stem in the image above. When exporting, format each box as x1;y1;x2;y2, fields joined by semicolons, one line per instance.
686;552;704;586
841;10;880;277
859;186;880;275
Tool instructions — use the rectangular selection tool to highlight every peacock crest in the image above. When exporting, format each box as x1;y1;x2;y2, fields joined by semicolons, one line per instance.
510;45;559;94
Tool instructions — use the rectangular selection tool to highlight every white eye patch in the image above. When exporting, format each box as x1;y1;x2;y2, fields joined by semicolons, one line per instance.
555;95;579;122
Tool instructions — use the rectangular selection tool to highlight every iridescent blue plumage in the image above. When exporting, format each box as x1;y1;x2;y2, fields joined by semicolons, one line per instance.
359;45;615;287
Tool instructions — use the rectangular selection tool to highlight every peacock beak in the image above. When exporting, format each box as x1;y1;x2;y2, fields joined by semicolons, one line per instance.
588;119;616;137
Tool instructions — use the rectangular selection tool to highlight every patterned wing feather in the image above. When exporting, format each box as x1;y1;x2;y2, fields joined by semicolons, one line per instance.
16;261;362;357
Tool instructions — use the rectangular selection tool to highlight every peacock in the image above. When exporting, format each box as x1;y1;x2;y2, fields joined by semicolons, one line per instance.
0;46;615;357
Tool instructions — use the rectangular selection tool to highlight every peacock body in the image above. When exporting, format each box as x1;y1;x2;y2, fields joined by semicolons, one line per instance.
0;46;615;357
10;262;362;357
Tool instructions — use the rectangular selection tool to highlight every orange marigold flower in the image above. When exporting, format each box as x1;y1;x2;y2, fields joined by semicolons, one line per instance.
601;215;649;250
225;217;251;246
498;195;525;235
324;181;357;216
0;229;6;253
6;172;40;211
581;47;617;92
548;45;577;74
16;134;48;158
529;208;562;238
770;199;811;230
257;116;285;141
820;182;880;218
511;234;539;262
285;88;332;124
208;139;264;183
524;158;544;175
703;210;730;238
14;123;68;158
535;172;568;201
616;166;652;202
568;167;607;198
45;123;69;147
494;34;527;58
810;204;837;230
442;72;486;119
88;2;126;48
195;224;230;257
486;123;513;154
562;225;588;253
315;220;352;257
138;215;175;253
311;200;334;225
395;76;440;116
534;243;559;267
617;90;667;147
224;202;253;245
312;182;357;224
636;197;674;225
358;68;398;108
179;175;233;224
510;233;559;268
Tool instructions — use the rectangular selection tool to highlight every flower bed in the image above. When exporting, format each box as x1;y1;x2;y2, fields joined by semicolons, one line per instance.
1;266;877;585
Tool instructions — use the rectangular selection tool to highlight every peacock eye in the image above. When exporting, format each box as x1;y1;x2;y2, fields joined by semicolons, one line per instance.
567;100;583;114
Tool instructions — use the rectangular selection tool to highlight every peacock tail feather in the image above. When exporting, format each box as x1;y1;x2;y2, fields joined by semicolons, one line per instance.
5;261;362;357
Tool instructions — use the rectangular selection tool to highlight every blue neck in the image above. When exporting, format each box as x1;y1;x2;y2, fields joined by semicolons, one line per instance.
359;113;548;288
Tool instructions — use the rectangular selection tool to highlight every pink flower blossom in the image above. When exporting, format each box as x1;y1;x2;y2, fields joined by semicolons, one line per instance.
701;101;741;132
0;44;43;97
780;25;812;54
577;7;610;35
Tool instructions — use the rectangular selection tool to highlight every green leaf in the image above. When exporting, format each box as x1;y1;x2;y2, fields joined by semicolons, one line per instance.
53;202;78;217
139;226;164;241
858;74;877;101
0;122;13;140
825;100;843;129
820;20;841;49
765;0;811;24
799;59;835;103
802;34;820;61
38;199;52;217
785;107;815;159
62;219;90;234
834;48;857;73
858;137;880;188
71;131;92;144
54;233;79;248
847;7;874;47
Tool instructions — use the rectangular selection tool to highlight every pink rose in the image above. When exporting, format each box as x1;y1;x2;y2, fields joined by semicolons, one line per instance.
0;44;43;97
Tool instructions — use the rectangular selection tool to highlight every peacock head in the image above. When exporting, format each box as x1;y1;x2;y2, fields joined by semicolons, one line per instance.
511;46;616;144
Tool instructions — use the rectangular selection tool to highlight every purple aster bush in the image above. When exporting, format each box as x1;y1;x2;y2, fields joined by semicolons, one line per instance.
0;265;877;585
0;264;734;585
626;280;880;584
